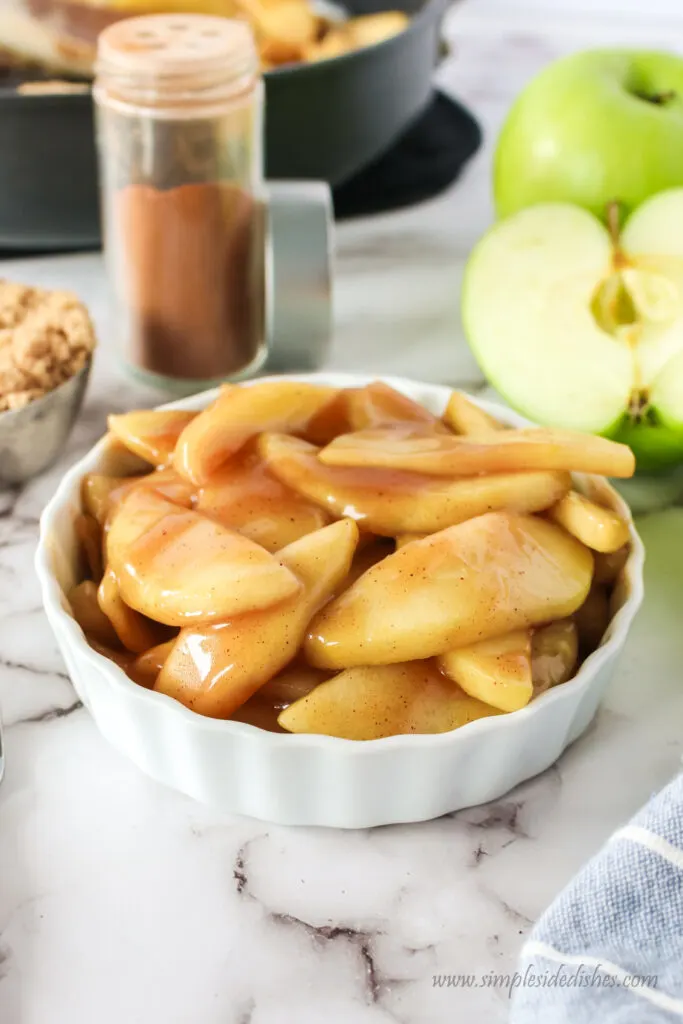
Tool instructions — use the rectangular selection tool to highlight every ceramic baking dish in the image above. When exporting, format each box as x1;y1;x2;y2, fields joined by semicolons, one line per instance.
35;373;645;827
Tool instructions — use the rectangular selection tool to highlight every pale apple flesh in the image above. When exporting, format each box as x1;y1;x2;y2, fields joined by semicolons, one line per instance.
278;661;500;740
464;193;683;470
305;511;593;669
155;519;359;718
260;432;571;535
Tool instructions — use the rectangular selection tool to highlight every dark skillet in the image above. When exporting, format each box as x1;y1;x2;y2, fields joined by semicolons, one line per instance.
0;0;446;249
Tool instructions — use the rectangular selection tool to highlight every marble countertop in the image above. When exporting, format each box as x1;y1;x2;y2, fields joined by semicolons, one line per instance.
2;7;683;1023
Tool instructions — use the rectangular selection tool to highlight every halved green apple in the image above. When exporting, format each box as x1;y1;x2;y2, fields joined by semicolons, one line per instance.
463;189;683;470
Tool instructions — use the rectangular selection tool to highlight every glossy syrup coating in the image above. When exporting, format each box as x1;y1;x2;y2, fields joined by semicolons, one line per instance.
72;380;632;736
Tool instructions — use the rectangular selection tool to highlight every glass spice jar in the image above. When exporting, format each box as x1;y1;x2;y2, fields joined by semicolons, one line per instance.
93;14;266;392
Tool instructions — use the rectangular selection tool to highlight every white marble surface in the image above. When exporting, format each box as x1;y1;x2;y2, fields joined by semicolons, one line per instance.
2;9;683;1023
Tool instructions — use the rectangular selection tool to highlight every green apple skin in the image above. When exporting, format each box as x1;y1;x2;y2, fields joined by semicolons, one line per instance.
606;417;683;473
495;50;683;223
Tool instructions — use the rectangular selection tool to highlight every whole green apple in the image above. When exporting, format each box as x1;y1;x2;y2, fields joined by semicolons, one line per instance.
494;49;683;223
462;189;683;472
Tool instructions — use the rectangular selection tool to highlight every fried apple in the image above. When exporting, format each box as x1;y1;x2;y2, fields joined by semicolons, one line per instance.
229;666;326;732
108;410;196;468
69;580;120;648
395;533;427;549
346;380;447;432
574;585;610;656
439;630;533;712
549;491;630;553
257;665;327;706
197;448;329;553
531;620;579;696
279;661;499;739
174;381;339;485
155;519;359;718
128;640;176;688
82;474;136;526
106;488;301;626
319;425;636;478
83;469;195;528
260;433;570;535
305;512;593;668
75;513;103;582
345;11;409;47
593;545;630;585
341;537;395;590
97;566;165;654
443;391;504;435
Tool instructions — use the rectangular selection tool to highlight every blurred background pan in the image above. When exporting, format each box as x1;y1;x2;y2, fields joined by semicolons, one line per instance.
0;0;447;250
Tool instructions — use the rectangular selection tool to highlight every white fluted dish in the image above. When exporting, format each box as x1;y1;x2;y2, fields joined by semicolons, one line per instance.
36;374;645;828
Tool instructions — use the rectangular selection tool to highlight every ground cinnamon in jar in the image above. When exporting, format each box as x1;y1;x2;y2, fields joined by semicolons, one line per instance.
116;181;260;381
94;15;265;390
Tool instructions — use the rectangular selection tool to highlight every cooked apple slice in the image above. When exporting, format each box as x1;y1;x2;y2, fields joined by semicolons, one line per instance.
83;469;195;528
593;544;630;585
82;474;136;526
340;537;395;590
155;519;359;718
346;380;447;431
87;637;137;673
439;630;533;712
229;666;327;731
75;513;103;581
257;665;328;706
127;640;176;688
549;490;630;553
260;433;570;535
443;391;504;435
108;410;196;468
106;488;301;626
395;533;427;549
574;585;610;656
174;381;339;484
97;566;165;654
197;448;329;553
279;661;500;739
531;620;579;696
305;512;593;669
69;580;120;648
319;425;635;478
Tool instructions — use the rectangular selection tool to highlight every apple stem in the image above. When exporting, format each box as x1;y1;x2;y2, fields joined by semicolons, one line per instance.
606;201;622;250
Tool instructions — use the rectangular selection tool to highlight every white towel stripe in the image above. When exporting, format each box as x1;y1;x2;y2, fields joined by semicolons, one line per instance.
613;825;683;872
523;941;683;1017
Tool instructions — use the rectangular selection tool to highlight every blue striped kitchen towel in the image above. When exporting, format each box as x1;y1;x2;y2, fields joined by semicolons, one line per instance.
510;772;683;1023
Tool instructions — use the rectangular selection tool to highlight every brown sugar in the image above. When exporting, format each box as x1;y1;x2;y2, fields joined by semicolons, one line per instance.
0;281;95;411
